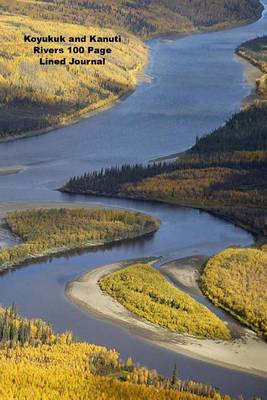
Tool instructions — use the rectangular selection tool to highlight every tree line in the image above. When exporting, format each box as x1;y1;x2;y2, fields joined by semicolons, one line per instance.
0;305;236;400
0;304;73;347
62;105;267;237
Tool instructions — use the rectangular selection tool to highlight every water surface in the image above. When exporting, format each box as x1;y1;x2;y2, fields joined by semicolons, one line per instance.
0;4;266;398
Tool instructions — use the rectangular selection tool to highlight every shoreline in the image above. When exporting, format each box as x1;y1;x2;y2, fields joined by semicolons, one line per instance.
134;60;265;168
160;255;208;296
147;9;264;42
0;8;263;145
60;189;264;242
66;259;267;378
236;51;266;107
0;202;159;272
150;35;266;164
0;86;139;145
159;257;252;339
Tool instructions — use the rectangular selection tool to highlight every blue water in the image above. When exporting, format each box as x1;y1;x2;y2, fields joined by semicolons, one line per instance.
0;3;266;398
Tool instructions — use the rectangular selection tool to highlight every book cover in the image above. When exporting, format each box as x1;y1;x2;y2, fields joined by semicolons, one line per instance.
0;1;266;399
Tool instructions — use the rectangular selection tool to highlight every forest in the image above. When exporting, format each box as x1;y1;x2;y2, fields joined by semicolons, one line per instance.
0;0;263;38
62;97;267;338
62;104;267;237
0;305;235;400
0;304;73;347
0;207;159;270
237;36;267;99
202;247;267;338
0;0;263;141
0;14;147;140
99;262;230;339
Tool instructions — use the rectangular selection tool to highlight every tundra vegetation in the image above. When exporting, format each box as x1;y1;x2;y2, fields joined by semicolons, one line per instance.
99;262;230;339
0;14;147;139
0;305;234;400
202;247;267;338
0;208;159;270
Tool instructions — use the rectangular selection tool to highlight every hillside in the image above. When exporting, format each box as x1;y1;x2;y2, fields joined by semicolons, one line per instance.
0;305;231;400
0;0;263;141
61;104;267;238
0;0;263;38
202;247;267;337
0;14;147;140
61;54;267;340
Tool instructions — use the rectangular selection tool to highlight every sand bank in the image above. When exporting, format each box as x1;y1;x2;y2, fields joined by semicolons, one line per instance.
66;260;267;378
0;165;26;176
160;256;208;295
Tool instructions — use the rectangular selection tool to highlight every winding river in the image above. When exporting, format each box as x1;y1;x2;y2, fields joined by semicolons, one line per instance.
0;3;267;398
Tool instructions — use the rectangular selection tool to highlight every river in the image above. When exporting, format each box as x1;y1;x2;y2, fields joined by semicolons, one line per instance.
0;3;266;398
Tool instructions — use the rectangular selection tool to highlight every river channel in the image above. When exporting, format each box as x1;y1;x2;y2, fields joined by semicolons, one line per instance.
0;4;266;397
